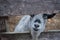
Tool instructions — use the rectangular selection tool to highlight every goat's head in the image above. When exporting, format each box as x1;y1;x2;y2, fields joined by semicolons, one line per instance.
30;13;56;31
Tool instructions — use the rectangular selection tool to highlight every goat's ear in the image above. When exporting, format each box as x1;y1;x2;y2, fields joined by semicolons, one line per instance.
43;13;56;19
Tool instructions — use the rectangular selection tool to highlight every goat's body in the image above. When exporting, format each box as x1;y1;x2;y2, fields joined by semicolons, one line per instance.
14;15;31;32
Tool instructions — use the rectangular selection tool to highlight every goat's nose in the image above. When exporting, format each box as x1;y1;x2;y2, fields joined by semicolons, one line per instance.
34;24;39;28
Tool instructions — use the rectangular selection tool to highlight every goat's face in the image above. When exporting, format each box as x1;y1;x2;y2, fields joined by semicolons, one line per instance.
31;13;56;31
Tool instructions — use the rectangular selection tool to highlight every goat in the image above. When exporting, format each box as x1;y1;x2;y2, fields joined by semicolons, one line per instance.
14;13;56;40
30;13;56;40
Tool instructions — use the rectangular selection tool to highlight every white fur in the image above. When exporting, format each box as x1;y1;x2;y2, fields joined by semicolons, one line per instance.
30;14;47;40
14;15;31;32
14;14;48;40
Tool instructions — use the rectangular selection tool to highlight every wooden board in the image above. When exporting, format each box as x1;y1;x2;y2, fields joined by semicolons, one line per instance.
0;32;60;40
45;13;60;31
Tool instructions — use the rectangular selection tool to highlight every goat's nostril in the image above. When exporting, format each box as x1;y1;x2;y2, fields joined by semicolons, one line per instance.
34;24;39;28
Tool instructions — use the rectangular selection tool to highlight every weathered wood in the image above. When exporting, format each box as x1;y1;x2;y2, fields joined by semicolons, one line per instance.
0;0;60;16
0;32;60;40
0;16;8;32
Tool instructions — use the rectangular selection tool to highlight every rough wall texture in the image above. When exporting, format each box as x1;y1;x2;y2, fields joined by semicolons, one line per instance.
0;0;60;16
54;0;60;10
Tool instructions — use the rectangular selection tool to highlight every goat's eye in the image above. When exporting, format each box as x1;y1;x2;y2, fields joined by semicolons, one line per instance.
34;19;41;23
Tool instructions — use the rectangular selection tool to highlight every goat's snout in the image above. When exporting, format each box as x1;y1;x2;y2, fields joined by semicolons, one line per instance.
34;24;39;28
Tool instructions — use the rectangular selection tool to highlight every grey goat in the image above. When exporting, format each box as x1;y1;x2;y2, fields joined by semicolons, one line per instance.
14;13;56;40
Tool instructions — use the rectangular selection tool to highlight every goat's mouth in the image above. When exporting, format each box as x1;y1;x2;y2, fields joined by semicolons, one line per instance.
33;28;39;31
